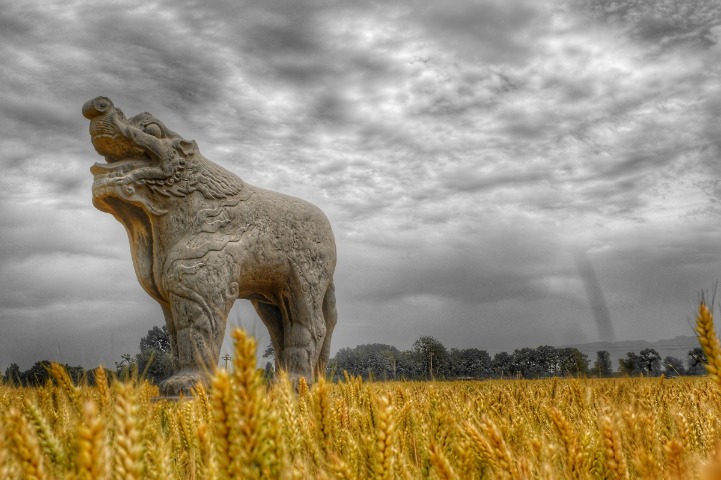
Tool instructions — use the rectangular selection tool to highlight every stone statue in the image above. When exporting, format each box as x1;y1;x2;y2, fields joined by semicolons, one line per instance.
82;97;337;394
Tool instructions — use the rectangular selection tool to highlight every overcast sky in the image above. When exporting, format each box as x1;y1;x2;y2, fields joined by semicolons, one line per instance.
2;0;721;370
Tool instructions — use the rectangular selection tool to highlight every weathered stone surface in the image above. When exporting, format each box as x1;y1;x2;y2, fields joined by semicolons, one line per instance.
83;97;337;395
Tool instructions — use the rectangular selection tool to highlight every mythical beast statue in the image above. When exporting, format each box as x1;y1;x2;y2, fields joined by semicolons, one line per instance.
83;96;337;394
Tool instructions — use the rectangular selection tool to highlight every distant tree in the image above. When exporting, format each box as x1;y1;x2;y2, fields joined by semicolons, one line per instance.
512;347;544;378
638;348;662;376
263;361;275;381
592;351;613;377
449;348;492;378
115;353;137;380
65;365;86;385
412;336;450;379
536;345;560;377
619;352;642;376
395;350;423;379
3;363;21;385
687;347;708;375
663;356;685;377
139;325;171;353
382;349;401;380
135;325;174;383
262;345;276;379
333;344;402;380
491;352;513;378
505;346;582;379
557;347;589;377
22;360;52;386
262;344;275;361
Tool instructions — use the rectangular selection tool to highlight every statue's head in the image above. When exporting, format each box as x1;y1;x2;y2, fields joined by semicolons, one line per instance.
84;96;244;222
83;96;181;159
83;96;194;216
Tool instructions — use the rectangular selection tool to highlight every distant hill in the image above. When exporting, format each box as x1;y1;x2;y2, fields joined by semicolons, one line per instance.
563;335;700;371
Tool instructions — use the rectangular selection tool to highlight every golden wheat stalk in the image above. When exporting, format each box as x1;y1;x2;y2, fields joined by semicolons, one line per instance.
112;381;143;480
663;439;687;480
372;393;396;480
327;451;354;480
0;413;10;480
142;418;174;480
77;399;108;480
702;443;721;480
272;370;303;460
48;362;82;413
478;414;517;478
599;412;628;480
548;406;586;479
229;328;263;478
228;328;280;478
429;441;459;480
24;398;67;472
313;376;334;456
463;420;496;472
8;407;47;480
695;302;721;387
94;366;111;412
211;368;233;480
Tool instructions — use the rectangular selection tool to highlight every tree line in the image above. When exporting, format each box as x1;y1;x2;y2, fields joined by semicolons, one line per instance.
329;336;708;381
1;327;709;386
2;325;173;387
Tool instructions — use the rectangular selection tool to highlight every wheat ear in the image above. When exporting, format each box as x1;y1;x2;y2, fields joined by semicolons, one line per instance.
599;412;628;480
372;393;396;480
663;439;687;480
478;414;517;478
23;399;66;471
548;407;585;479
0;413;11;480
112;382;143;480
313;376;334;455
94;366;111;412
211;368;233;480
48;362;82;413
695;302;721;387
429;441;460;480
8;407;47;480
77;399;108;480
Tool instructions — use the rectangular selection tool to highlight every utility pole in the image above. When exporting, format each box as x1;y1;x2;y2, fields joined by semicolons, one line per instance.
429;352;433;380
222;353;231;371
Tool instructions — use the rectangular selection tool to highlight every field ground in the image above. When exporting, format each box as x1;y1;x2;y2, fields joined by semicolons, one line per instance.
2;329;721;479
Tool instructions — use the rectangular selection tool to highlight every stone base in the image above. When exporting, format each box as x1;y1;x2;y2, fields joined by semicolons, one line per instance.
159;369;208;396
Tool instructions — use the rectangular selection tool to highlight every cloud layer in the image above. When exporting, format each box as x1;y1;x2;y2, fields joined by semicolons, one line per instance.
1;0;721;369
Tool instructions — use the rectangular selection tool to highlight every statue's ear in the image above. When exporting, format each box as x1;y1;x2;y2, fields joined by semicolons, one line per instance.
177;139;198;155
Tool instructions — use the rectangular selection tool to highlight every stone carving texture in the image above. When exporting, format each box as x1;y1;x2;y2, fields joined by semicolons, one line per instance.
83;97;337;394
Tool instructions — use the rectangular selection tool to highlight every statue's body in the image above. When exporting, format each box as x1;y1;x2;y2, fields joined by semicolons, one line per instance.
83;97;337;394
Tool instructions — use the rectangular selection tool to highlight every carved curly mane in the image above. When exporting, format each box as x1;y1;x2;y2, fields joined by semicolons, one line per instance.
142;144;248;201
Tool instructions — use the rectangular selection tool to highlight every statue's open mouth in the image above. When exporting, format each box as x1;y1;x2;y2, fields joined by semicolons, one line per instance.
90;158;149;177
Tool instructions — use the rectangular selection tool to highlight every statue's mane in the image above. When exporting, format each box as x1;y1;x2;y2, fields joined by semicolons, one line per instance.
187;154;247;200
140;137;248;201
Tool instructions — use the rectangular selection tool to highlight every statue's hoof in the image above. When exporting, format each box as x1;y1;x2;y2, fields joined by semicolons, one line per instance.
159;370;207;396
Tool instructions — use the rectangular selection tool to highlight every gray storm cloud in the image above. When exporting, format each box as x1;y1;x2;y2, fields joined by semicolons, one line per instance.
1;0;721;369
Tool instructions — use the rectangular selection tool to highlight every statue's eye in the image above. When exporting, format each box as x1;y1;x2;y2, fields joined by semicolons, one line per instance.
144;123;162;138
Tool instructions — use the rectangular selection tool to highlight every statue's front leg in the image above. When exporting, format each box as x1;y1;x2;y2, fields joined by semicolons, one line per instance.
159;257;237;395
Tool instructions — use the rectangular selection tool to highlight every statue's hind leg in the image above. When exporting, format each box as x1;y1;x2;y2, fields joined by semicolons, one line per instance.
277;276;330;384
251;300;284;371
318;280;337;377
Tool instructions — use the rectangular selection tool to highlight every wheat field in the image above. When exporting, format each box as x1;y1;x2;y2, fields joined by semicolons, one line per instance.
2;305;721;479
